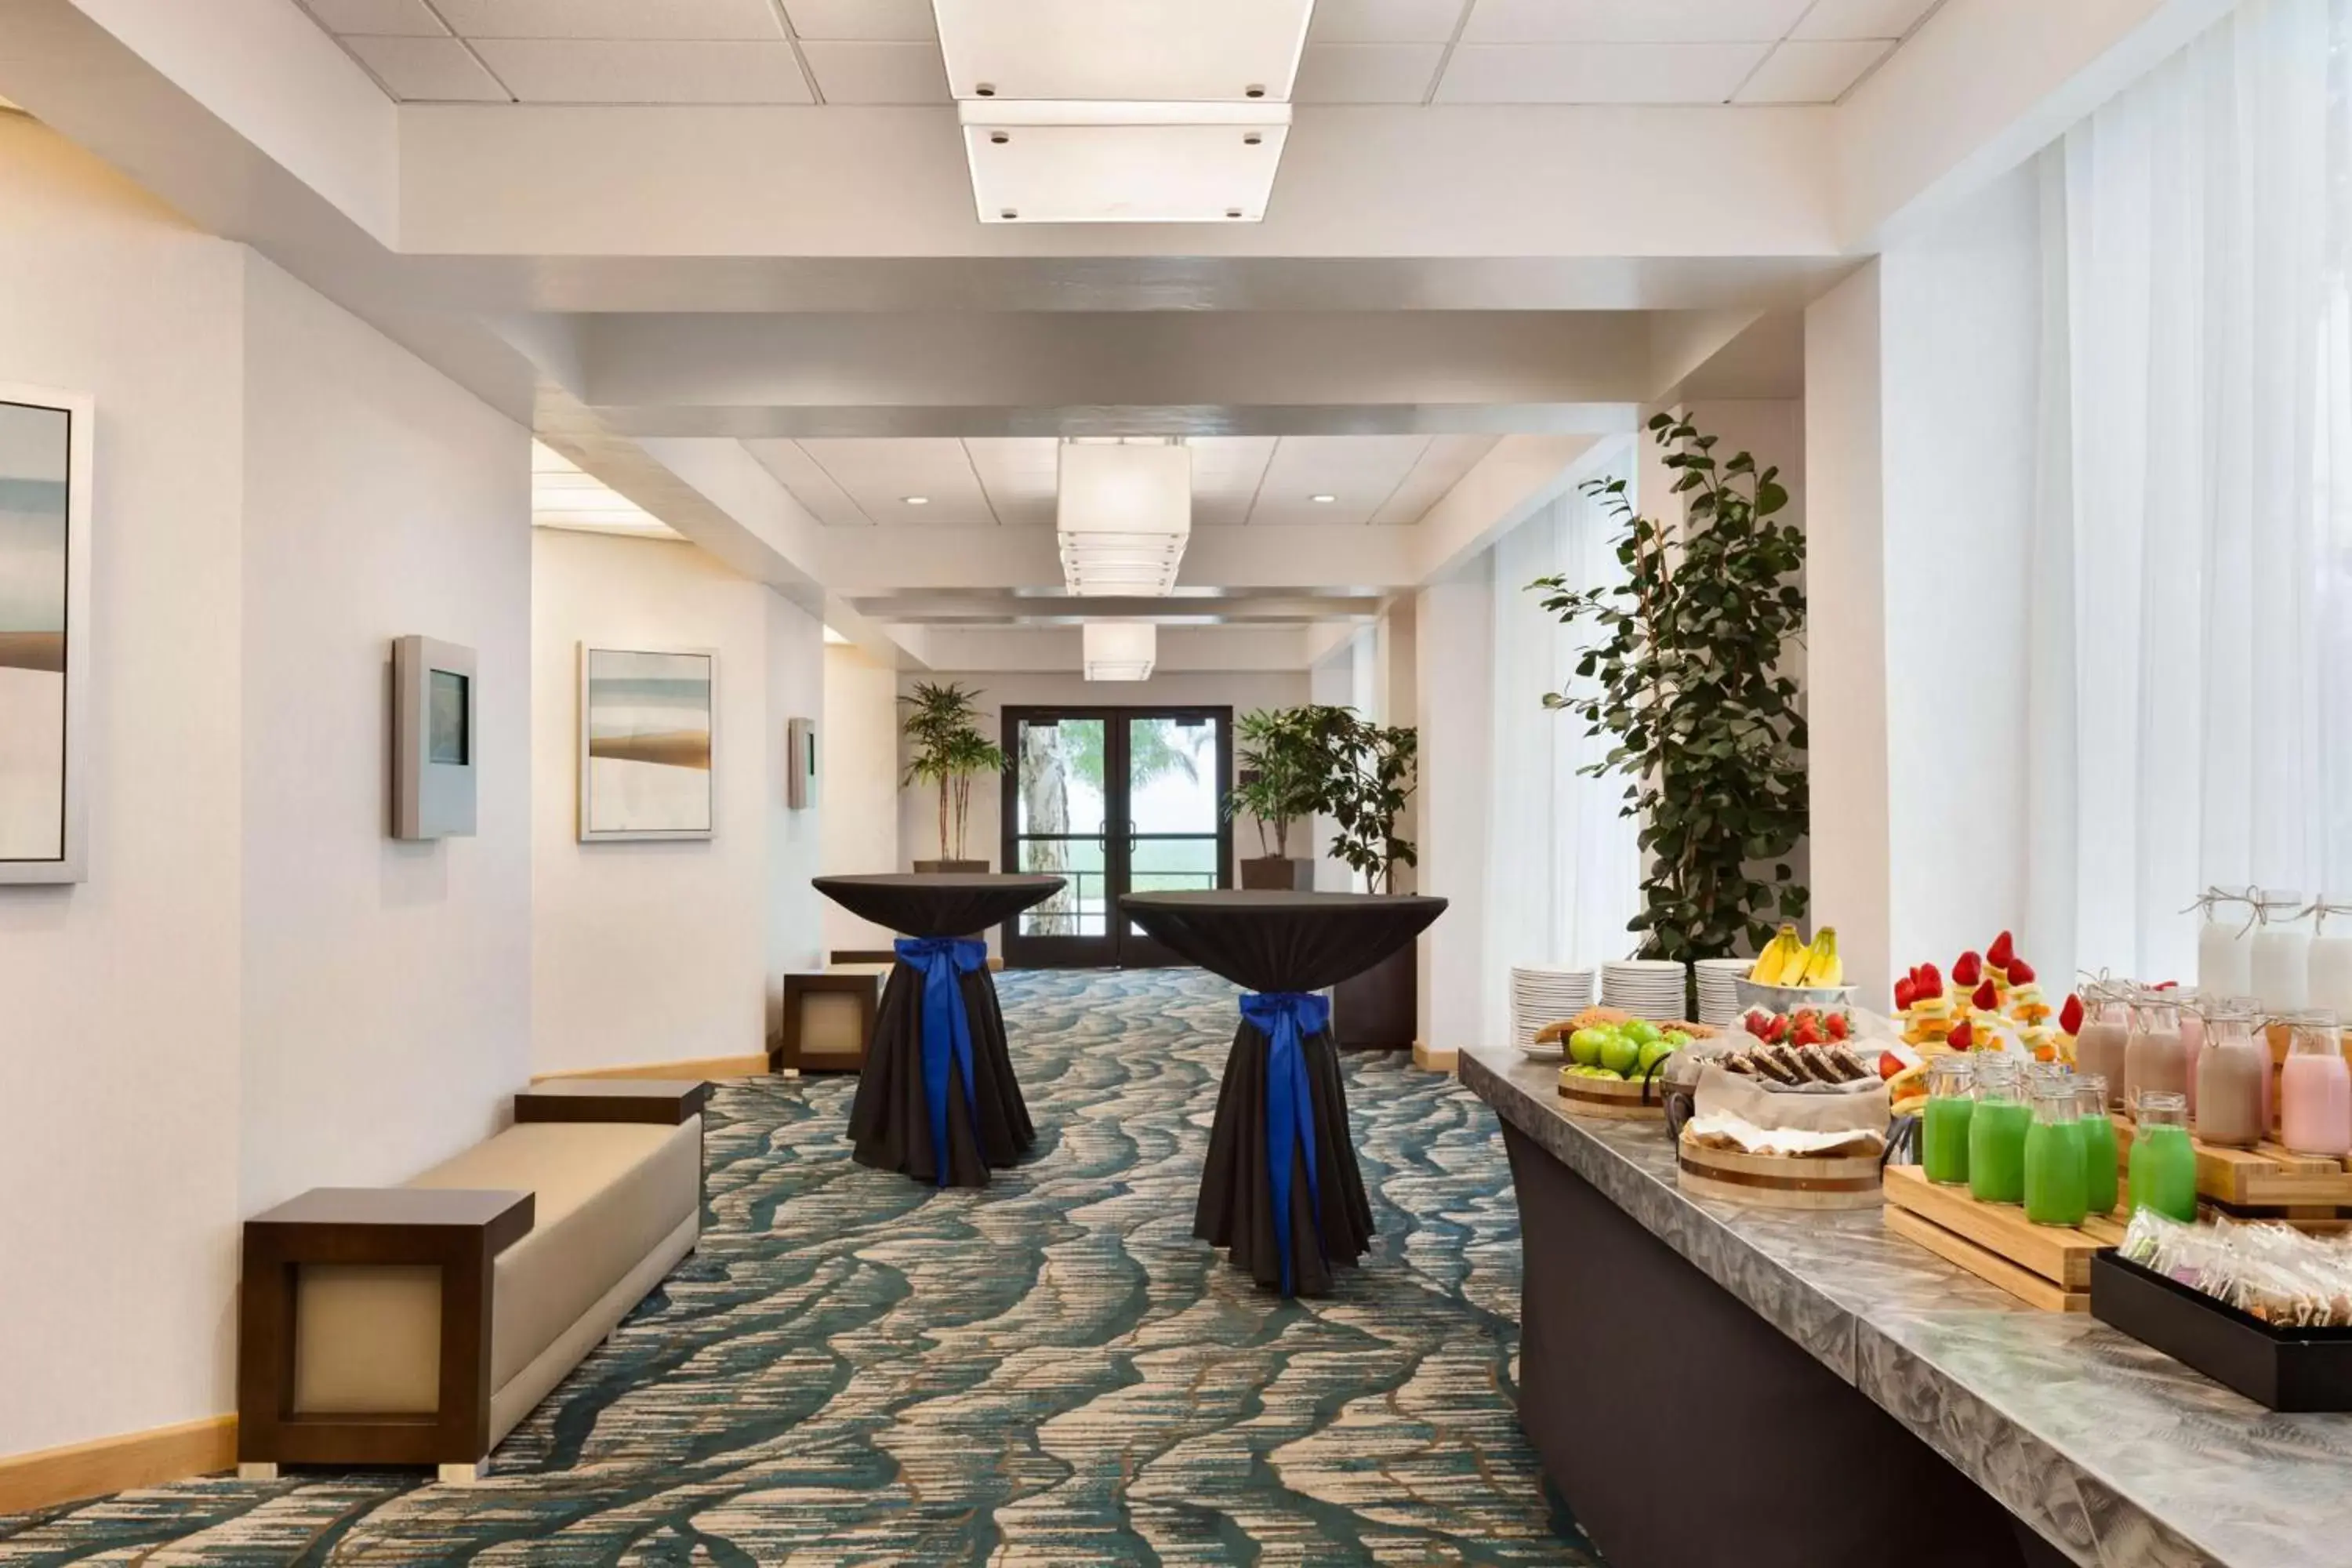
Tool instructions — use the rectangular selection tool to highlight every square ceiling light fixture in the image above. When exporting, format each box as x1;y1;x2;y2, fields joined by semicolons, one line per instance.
1083;622;1158;681
936;0;1311;224
1058;440;1191;596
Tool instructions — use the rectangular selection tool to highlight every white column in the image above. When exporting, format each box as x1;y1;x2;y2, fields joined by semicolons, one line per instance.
1413;570;1494;1051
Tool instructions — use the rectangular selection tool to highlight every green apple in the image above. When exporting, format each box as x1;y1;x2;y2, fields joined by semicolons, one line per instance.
1638;1038;1677;1075
1599;1031;1642;1076
1622;1019;1664;1048
1569;1026;1612;1067
1592;1067;1624;1081
1662;1029;1692;1048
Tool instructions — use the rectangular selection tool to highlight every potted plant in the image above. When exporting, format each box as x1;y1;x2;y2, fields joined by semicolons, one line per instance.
1300;706;1421;1047
1229;706;1323;890
900;681;1008;873
1533;411;1809;978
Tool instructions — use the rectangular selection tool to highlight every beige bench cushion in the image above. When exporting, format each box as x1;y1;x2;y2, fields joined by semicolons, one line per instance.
291;1116;699;1425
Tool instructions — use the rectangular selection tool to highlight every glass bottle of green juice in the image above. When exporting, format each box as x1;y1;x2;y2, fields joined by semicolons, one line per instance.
2129;1091;2198;1223
1968;1054;2031;1204
2074;1074;2119;1215
2024;1080;2089;1226
1922;1055;1974;1185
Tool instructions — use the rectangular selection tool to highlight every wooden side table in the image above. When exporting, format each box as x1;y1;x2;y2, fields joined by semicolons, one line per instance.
775;971;880;1076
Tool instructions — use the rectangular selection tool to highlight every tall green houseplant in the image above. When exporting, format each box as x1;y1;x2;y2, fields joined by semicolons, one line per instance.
899;681;1008;865
1301;705;1417;895
1533;412;1809;962
1228;706;1323;860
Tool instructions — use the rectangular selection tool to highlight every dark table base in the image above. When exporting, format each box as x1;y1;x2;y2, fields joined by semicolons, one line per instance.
1502;1124;2070;1568
1194;1022;1374;1295
846;963;1035;1187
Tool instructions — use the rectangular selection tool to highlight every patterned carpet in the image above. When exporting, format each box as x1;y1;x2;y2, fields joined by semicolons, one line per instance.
1;969;1598;1566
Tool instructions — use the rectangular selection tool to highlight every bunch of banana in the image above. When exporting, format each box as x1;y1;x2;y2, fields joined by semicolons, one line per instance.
1748;925;1844;988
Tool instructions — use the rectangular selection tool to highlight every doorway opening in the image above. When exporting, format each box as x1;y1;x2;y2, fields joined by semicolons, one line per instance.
1000;706;1232;967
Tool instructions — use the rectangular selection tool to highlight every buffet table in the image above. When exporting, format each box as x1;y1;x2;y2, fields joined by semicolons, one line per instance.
1121;890;1446;1295
815;873;1063;1189
1462;1041;2352;1568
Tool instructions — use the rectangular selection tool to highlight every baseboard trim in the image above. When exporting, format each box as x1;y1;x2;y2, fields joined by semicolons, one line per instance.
532;1054;771;1083
1411;1040;1460;1076
0;1414;236;1515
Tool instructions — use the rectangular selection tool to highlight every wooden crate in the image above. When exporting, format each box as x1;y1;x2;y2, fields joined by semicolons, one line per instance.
2111;1121;2352;1218
1882;1164;2126;1312
1677;1140;1883;1210
1556;1070;1668;1120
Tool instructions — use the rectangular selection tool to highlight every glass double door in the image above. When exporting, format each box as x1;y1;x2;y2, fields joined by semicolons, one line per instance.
1001;706;1232;967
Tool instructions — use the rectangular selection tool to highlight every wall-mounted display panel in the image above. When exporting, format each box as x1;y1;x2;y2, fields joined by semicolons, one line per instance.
391;634;477;840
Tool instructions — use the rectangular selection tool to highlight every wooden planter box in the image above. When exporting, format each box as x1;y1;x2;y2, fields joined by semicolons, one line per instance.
1240;856;1315;891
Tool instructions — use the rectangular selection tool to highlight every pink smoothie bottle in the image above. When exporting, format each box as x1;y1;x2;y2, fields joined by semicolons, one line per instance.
2278;1012;2351;1159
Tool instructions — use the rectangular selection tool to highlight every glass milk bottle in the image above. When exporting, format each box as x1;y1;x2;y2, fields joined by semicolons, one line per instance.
2176;989;2206;1116
2251;890;2312;1014
2129;1092;2198;1221
2124;996;2188;1119
2279;1012;2352;1159
2024;1080;2089;1227
2076;988;2132;1112
1968;1054;2030;1205
1922;1055;1975;1185
2075;1076;2119;1214
2195;887;2255;998
2194;1003;2269;1149
2310;902;2352;1018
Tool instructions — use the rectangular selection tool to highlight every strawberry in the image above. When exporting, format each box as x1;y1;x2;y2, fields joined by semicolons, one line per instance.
2008;958;2037;985
1793;1019;1823;1047
1826;1012;1850;1041
1766;1015;1791;1045
1948;1019;1974;1051
1894;975;1918;1011
1918;962;1944;997
1972;978;1999;1011
2060;993;2085;1035
1878;1051;1906;1080
1953;950;1983;988
1987;930;2016;971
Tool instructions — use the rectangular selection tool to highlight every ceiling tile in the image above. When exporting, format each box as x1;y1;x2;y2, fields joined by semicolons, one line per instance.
1250;435;1432;526
965;437;1061;524
1308;0;1469;43
1791;0;1941;40
304;0;447;35
1185;437;1277;518
470;39;814;102
1733;38;1889;102
1463;0;1809;43
800;40;949;103
795;437;998;526
1369;434;1500;524
782;0;938;41
430;0;784;38
745;440;872;526
1294;43;1446;103
1436;41;1768;102
343;36;510;100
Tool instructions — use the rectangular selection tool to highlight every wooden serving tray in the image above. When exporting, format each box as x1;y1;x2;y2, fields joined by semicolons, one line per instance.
1677;1141;1883;1210
1882;1164;2126;1312
1556;1070;1668;1120
2111;1121;2352;1216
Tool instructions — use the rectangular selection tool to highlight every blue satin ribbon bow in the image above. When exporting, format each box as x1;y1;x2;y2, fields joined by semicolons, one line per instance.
1240;990;1330;1295
895;936;990;1188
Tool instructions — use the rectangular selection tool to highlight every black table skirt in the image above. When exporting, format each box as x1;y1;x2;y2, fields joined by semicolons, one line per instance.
846;962;1034;1187
1193;1018;1377;1294
1122;891;1446;1295
815;874;1064;1189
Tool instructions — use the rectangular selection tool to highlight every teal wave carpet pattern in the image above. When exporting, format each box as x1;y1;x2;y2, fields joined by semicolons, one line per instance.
1;969;1599;1566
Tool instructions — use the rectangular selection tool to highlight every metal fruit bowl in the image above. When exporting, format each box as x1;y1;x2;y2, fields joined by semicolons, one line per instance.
1733;976;1860;1015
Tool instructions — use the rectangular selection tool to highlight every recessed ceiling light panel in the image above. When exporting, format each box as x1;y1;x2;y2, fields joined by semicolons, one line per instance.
963;100;1289;224
934;0;1312;103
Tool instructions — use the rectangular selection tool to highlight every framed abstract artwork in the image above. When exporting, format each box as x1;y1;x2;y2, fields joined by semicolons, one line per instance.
0;386;93;884
578;644;717;842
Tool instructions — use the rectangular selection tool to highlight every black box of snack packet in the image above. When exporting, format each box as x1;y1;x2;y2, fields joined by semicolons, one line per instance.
2091;1250;2352;1411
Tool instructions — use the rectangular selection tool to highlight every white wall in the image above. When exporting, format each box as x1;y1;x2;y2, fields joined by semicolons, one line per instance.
237;252;533;1213
0;118;537;1458
531;528;825;1073
820;641;900;952
0;118;248;1456
1414;569;1494;1050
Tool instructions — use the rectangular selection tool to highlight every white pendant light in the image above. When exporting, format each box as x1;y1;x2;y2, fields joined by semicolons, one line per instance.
1083;622;1157;681
1058;441;1191;596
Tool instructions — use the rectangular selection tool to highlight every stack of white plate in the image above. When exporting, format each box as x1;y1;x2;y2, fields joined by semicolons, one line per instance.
1601;959;1690;1018
1511;965;1595;1055
1693;958;1751;1026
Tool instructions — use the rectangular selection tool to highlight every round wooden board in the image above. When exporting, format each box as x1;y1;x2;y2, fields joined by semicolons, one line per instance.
1557;1076;1668;1120
1675;1143;1883;1209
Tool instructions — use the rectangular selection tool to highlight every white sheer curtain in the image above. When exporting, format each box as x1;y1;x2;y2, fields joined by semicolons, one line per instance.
2031;0;2352;981
1484;440;1645;1007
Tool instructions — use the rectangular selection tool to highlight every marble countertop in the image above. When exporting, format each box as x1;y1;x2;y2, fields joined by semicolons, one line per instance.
1461;1042;2352;1568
